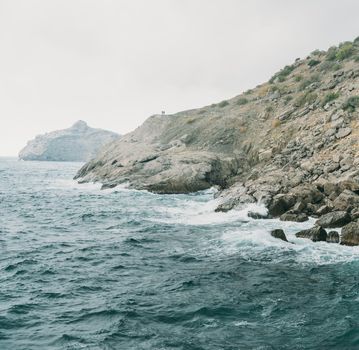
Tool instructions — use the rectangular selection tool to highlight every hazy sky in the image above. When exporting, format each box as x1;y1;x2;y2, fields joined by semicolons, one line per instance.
1;0;358;155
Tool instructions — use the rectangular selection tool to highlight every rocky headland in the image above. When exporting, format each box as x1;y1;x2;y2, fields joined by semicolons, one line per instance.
75;38;359;245
19;121;120;162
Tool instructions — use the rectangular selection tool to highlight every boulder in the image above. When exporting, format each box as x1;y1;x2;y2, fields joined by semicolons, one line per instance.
326;231;340;243
270;229;288;242
315;211;352;228
268;194;296;216
340;222;359;246
333;190;359;212
295;226;327;242
280;211;309;222
248;211;270;219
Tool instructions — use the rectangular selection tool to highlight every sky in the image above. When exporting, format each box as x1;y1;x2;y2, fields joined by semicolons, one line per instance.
0;0;359;156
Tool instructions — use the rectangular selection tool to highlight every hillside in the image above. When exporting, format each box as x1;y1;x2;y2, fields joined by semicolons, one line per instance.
19;121;120;162
75;38;359;242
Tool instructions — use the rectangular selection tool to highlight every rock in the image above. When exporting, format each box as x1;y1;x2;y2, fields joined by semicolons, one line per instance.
268;194;296;216
333;190;359;212
19;121;120;162
315;211;352;228
326;231;340;243
295;226;327;242
336;127;352;139
248;211;270;219
280;211;308;222
340;222;359;246
316;205;333;216
270;229;288;242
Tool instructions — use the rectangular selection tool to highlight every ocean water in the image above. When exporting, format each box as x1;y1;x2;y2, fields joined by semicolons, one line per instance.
1;157;359;350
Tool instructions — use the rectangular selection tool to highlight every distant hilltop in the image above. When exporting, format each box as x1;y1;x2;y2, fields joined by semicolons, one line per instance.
19;120;120;162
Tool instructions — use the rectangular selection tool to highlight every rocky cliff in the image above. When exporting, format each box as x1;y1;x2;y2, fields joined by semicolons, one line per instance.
19;121;120;162
75;38;359;243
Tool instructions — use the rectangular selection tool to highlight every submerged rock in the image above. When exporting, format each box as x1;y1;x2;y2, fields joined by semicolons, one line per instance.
270;229;288;242
295;226;327;242
340;222;359;246
19;121;119;162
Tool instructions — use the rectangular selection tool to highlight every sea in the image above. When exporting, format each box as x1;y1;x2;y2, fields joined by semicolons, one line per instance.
0;157;359;349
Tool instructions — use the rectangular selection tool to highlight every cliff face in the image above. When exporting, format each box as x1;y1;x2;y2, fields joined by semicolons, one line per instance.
19;121;120;162
75;39;359;233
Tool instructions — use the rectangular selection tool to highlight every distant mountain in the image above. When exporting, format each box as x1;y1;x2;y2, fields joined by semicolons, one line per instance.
19;120;120;162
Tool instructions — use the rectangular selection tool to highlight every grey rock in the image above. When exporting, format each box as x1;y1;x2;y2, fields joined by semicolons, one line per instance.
268;194;296;217
340;222;359;246
248;211;270;219
270;229;288;242
295;226;327;242
336;128;352;139
280;211;309;222
315;211;352;228
326;231;340;243
19;121;119;162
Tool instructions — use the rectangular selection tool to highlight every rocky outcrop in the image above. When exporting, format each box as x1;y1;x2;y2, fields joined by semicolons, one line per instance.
74;38;359;231
295;226;327;242
340;222;359;246
270;229;288;242
19;121;119;162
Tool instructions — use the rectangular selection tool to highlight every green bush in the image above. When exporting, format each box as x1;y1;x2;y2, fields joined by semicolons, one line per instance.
336;42;354;61
218;100;229;108
294;75;302;82
354;36;359;45
269;64;295;83
319;61;342;72
322;92;339;106
342;96;359;112
236;97;248;106
308;59;320;67
311;49;324;56
326;46;338;61
284;95;293;104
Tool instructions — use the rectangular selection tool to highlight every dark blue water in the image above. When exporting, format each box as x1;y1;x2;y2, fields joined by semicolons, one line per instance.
1;158;359;349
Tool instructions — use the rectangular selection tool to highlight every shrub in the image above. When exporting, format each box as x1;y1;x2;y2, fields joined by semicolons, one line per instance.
354;36;359;46
236;97;248;106
269;64;295;83
294;92;318;107
265;105;274;113
294;75;302;82
244;89;253;95
284;95;293;104
326;46;338;61
271;119;281;128
211;103;217;108
311;49;324;56
319;61;342;72
218;100;229;108
336;42;354;61
322;92;339;106
308;59;321;67
342;96;359;112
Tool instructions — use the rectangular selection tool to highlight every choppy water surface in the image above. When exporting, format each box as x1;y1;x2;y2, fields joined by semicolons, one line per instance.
1;158;359;349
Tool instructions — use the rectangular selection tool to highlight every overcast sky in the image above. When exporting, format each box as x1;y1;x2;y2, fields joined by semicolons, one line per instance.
0;0;358;155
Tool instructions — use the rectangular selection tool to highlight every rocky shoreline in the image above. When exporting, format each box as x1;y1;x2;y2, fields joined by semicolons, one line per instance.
75;38;359;245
